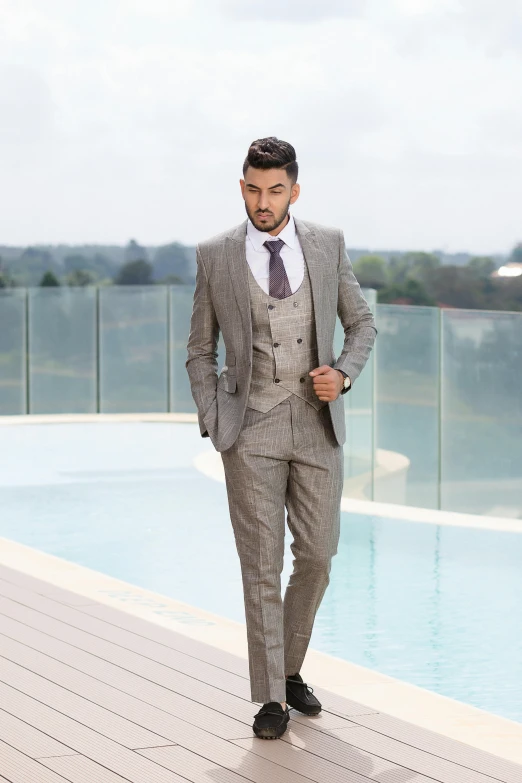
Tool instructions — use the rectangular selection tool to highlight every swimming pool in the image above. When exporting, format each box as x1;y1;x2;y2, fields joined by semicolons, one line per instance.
1;421;521;723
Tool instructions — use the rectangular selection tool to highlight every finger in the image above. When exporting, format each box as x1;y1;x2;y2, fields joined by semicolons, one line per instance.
309;365;332;377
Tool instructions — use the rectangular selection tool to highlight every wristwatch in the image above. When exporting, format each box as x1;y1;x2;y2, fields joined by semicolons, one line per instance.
336;369;352;394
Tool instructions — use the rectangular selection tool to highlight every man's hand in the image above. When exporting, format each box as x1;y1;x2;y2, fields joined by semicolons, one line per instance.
309;365;344;402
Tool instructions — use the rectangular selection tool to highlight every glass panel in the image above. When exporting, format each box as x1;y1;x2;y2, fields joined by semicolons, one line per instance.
99;286;168;413
374;305;440;509
442;309;522;516
28;288;97;414
340;288;376;500
170;285;197;414
0;290;26;415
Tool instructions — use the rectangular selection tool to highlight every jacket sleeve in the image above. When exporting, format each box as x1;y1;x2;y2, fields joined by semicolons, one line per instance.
333;229;377;384
185;244;220;436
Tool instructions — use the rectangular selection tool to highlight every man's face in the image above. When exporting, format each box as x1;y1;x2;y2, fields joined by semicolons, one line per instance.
240;166;300;233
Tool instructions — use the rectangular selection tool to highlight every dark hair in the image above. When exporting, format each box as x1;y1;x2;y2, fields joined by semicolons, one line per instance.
243;137;298;183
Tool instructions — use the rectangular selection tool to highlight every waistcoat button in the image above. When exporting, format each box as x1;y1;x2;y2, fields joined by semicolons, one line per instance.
268;304;275;310
274;378;280;383
300;377;305;383
297;338;302;344
293;302;299;307
273;342;280;348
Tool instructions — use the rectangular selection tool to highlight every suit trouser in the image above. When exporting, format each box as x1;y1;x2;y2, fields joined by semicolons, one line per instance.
220;393;344;704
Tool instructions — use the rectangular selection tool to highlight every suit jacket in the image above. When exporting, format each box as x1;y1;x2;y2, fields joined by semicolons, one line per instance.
186;217;377;452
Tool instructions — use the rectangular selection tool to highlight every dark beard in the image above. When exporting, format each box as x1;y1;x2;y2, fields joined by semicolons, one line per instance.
245;199;291;233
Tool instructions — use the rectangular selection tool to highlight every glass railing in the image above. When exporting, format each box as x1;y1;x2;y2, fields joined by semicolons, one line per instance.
1;286;521;517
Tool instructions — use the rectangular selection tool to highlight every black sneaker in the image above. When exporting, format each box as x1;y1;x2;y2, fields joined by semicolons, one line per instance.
252;701;290;739
286;672;322;715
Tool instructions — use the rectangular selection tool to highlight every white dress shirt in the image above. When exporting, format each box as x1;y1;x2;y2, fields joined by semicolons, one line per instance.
245;213;305;295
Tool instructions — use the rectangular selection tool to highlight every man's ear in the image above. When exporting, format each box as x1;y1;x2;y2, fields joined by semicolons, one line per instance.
290;183;300;205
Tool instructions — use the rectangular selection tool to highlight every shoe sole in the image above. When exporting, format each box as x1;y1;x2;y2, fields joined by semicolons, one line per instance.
253;720;289;740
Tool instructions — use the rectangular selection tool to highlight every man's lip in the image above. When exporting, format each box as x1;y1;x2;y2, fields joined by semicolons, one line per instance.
258;214;271;218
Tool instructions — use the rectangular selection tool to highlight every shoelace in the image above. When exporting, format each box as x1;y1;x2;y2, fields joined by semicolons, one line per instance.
286;676;315;695
254;705;288;720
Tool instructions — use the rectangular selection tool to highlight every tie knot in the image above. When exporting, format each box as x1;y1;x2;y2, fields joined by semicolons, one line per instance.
264;239;285;255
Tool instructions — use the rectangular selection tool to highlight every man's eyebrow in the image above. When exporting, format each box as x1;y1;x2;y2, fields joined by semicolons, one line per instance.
246;183;287;190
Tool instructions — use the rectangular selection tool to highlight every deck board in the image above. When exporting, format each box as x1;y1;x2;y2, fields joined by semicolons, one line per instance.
0;565;520;783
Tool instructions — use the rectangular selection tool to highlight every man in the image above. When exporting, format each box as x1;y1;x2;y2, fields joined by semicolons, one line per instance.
186;137;376;739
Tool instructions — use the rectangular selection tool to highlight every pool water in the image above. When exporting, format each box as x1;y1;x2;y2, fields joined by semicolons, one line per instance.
1;422;521;723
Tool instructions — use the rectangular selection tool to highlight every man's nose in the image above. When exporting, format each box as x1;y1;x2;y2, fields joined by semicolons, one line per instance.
258;193;270;210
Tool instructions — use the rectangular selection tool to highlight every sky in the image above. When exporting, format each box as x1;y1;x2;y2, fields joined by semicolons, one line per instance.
0;0;521;254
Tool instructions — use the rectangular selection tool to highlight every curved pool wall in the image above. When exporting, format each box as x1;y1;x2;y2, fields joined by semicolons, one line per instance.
1;417;521;730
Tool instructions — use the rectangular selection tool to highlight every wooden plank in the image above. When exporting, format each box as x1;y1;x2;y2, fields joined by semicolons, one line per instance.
0;579;369;730
0;597;349;742
81;602;376;720
0;708;74;759
41;754;150;783
0;682;190;783
0;740;77;783
0;582;252;699
138;746;260;783
0;613;254;740
0;567;95;607
351;713;522;783
233;734;430;783
0;674;304;783
0;655;171;750
137;741;311;783
281;721;438;781
331;726;508;783
0;567;249;674
0;628;249;742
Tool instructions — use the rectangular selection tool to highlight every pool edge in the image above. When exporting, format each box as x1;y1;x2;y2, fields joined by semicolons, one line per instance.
1;535;521;766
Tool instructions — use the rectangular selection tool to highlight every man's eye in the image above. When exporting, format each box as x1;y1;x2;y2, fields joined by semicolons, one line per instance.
271;191;282;195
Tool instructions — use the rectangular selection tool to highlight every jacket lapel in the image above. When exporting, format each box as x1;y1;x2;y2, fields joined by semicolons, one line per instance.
226;221;252;345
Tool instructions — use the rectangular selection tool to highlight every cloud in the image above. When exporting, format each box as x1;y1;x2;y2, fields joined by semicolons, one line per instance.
219;0;365;24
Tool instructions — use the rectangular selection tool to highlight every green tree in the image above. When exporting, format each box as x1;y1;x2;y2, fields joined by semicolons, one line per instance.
124;239;149;264
353;254;388;289
40;270;61;287
378;279;435;306
509;242;522;265
468;256;497;278
115;260;153;285
152;242;191;283
67;269;95;287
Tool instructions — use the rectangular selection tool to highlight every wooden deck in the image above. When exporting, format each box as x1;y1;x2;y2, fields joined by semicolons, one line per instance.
0;564;520;783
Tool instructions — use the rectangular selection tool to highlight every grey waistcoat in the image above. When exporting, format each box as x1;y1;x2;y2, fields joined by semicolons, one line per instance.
246;259;327;413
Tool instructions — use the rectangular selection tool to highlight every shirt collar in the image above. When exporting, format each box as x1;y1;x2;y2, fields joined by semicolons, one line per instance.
247;213;297;252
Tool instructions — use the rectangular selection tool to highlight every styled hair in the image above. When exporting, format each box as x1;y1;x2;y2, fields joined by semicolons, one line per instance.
243;137;298;183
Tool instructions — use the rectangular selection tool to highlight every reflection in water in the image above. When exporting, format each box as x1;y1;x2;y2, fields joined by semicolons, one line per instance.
314;514;522;723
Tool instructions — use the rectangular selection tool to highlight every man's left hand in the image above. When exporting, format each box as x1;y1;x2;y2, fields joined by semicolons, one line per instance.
309;365;344;402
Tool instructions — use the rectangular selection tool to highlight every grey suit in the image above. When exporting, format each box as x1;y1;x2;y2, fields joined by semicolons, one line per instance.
186;218;377;453
186;217;376;703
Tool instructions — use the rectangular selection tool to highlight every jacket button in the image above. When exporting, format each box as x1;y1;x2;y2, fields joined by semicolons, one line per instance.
274;378;280;383
300;377;305;383
293;302;299;308
268;304;275;310
297;338;302;344
273;342;280;348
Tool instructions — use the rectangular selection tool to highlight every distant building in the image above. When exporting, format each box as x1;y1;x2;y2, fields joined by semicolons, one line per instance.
492;262;522;279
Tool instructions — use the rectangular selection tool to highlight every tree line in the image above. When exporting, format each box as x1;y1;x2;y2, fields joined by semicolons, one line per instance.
1;236;522;312
353;243;522;312
0;239;196;289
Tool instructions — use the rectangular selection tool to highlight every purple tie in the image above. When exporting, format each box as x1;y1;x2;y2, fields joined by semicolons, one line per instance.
264;239;292;299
